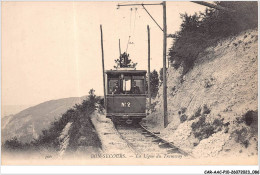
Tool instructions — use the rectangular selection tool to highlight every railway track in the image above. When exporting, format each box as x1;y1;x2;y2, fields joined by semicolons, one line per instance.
116;123;193;158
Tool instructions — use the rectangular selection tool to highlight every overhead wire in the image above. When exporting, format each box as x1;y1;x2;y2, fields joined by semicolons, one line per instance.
126;8;133;53
125;7;139;53
129;8;132;35
133;8;137;36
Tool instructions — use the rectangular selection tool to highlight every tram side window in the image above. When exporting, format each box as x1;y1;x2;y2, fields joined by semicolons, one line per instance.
108;79;119;94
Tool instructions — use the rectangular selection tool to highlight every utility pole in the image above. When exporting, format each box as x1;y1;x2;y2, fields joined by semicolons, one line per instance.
117;1;168;128
100;25;106;107
162;1;168;127
147;25;151;110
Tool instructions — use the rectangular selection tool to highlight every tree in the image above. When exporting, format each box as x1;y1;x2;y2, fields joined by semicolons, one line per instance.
114;52;137;69
88;88;96;102
168;1;258;75
150;70;159;98
146;70;159;98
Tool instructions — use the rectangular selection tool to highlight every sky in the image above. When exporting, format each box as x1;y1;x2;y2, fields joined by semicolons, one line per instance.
2;1;206;106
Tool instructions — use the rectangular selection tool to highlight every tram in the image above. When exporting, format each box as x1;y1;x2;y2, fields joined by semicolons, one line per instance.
105;67;147;125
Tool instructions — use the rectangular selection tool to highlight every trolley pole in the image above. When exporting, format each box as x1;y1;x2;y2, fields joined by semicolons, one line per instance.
119;39;121;56
147;25;151;110
100;25;106;107
119;39;122;67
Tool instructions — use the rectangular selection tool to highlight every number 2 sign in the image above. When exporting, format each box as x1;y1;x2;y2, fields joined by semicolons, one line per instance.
121;102;131;107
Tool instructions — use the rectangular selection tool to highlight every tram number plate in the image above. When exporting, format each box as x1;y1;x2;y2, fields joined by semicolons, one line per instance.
121;102;131;108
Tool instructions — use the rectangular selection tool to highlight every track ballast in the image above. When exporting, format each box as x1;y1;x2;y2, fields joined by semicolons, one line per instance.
115;123;192;158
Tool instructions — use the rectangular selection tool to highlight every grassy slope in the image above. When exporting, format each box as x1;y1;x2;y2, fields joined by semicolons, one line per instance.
146;29;258;159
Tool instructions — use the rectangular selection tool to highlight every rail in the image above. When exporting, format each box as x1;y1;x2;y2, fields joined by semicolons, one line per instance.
139;123;195;158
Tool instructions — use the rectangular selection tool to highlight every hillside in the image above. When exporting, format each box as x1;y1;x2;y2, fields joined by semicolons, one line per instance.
2;96;86;143
2;104;32;117
2;91;102;164
146;29;258;159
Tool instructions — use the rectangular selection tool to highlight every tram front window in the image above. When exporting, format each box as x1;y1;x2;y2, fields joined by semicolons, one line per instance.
108;79;119;94
132;75;145;94
122;76;131;94
131;80;144;94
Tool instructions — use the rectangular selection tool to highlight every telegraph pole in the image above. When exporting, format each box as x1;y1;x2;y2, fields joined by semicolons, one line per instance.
100;25;106;107
117;1;168;128
162;1;168;127
147;25;151;110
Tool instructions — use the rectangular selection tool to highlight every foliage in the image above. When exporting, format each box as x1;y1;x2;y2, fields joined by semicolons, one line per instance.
232;110;258;148
3;137;31;151
3;89;102;152
180;107;187;114
233;128;249;148
169;1;258;75
150;70;159;98
202;104;211;115
159;68;163;84
32;108;78;149
191;116;214;141
191;116;225;141
180;114;188;123
189;107;202;120
67;88;102;150
242;110;257;126
146;70;159;98
114;52;137;69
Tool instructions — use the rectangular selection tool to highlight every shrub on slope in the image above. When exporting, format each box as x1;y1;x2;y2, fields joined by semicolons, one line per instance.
3;89;103;153
169;1;258;74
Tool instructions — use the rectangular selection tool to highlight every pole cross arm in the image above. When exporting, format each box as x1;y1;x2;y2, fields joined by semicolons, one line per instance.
117;3;162;7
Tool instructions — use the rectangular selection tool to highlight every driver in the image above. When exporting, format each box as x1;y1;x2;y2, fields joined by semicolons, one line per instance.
130;81;140;94
112;81;120;94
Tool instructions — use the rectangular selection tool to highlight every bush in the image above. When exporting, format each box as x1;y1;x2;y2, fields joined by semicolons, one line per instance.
191;116;226;141
3;137;28;151
180;114;188;123
191;115;206;131
232;110;258;148
3;88;103;152
243;110;257;126
169;1;258;75
233;128;249;148
181;107;187;114
202;104;211;114
189;107;201;120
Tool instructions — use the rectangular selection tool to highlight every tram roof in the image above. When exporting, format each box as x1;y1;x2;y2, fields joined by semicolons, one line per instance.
105;69;147;74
